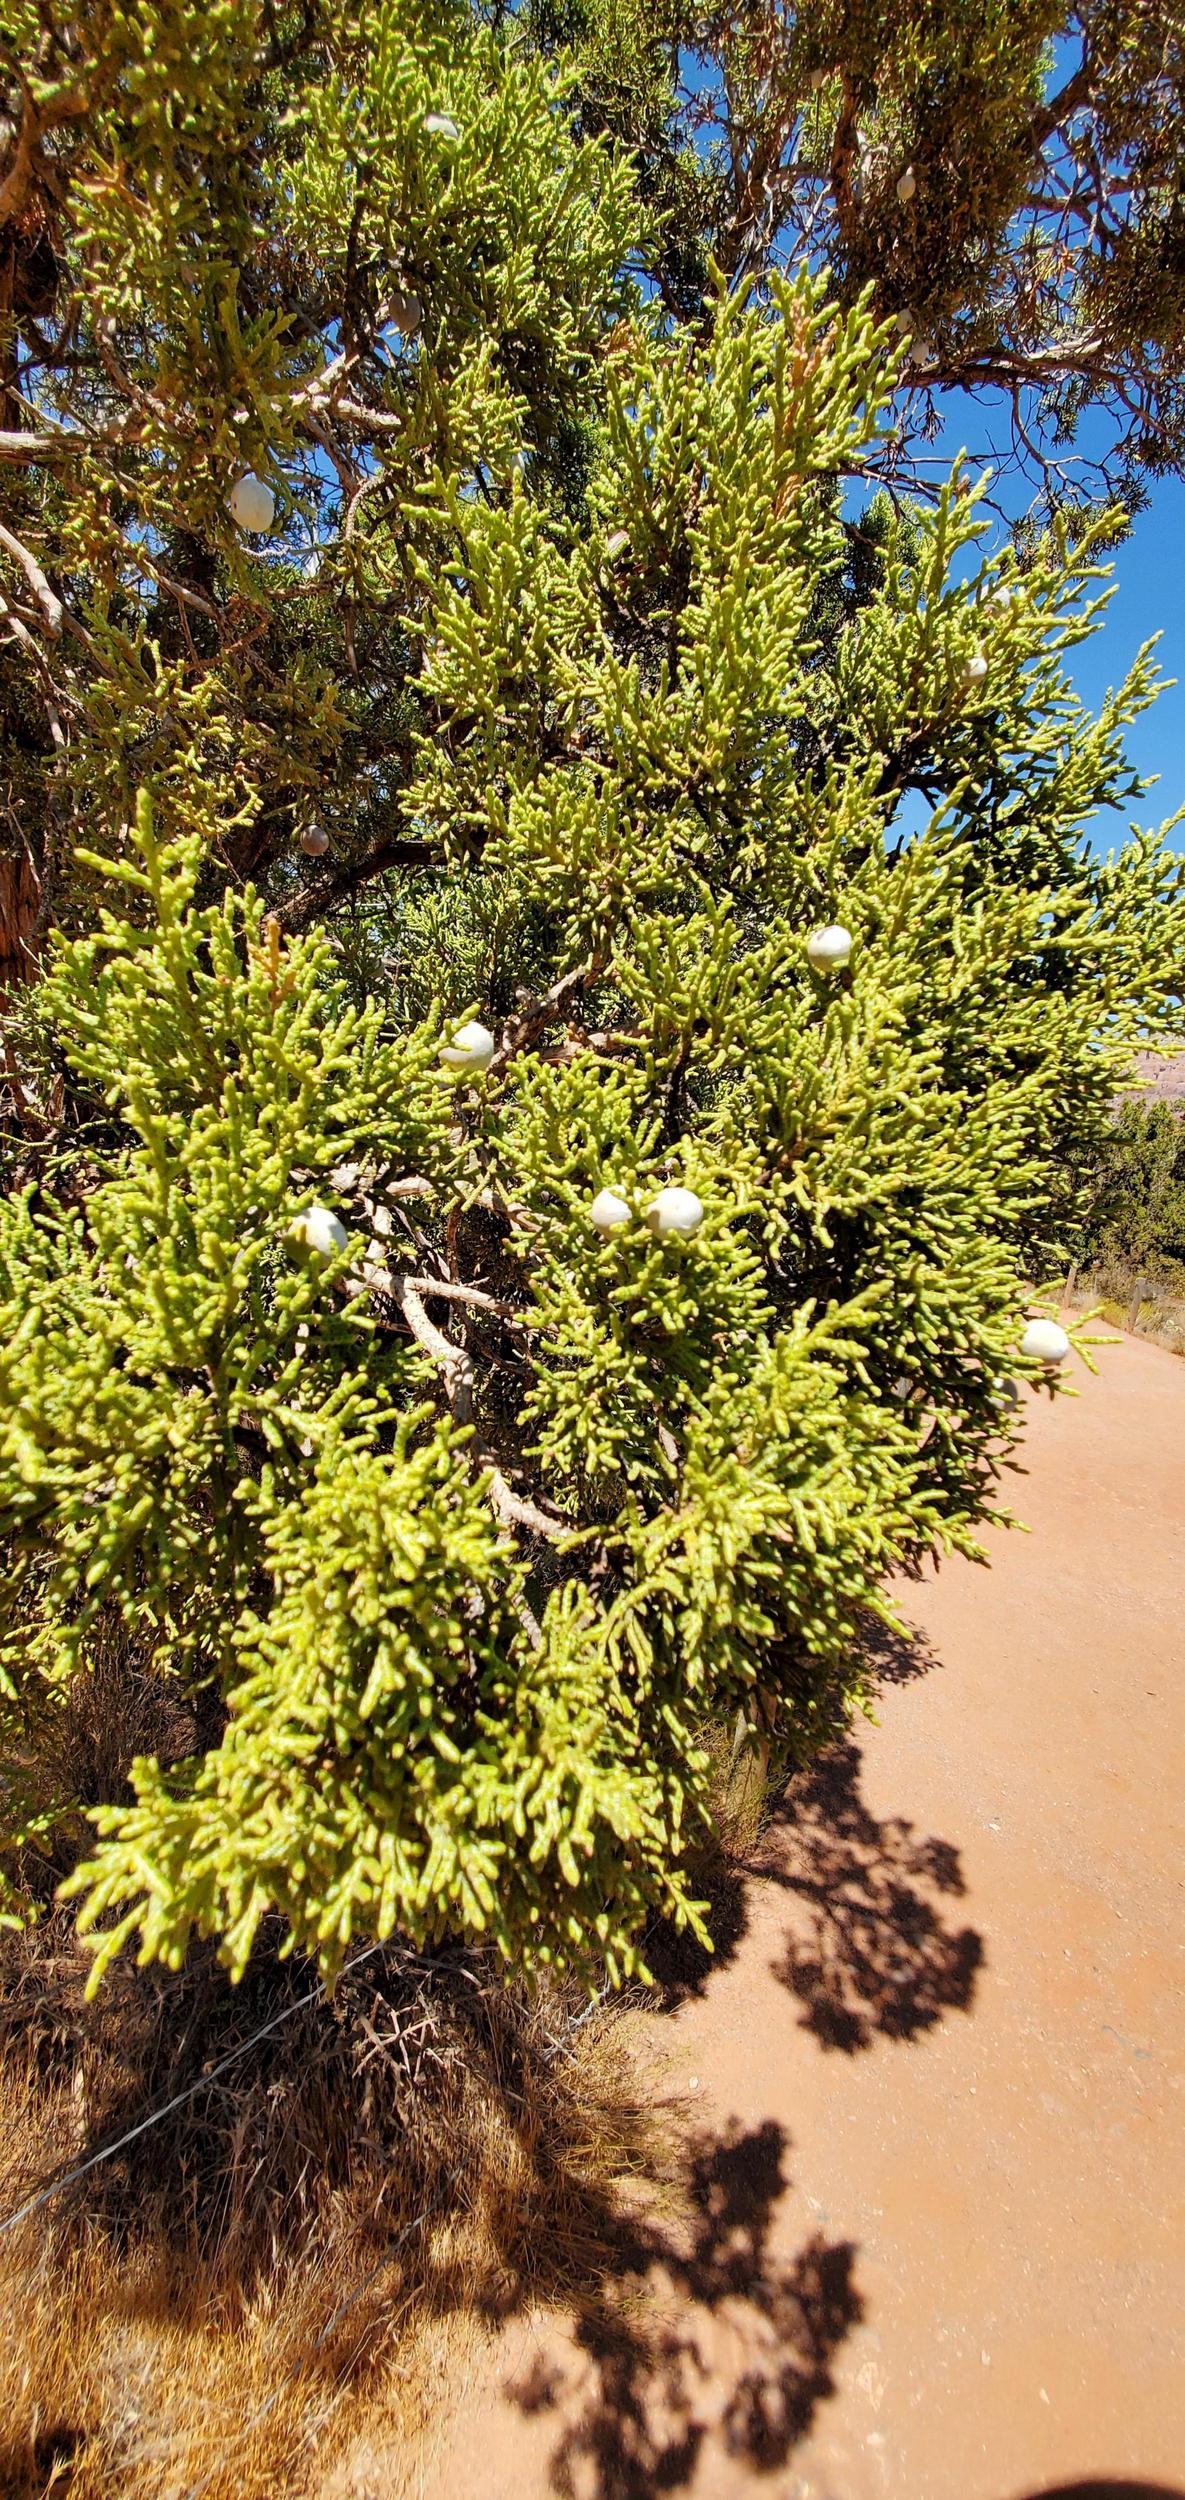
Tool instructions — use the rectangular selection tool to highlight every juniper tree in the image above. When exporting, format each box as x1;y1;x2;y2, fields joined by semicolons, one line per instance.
0;0;641;984
4;0;1184;976
532;0;1185;512
0;0;1183;1988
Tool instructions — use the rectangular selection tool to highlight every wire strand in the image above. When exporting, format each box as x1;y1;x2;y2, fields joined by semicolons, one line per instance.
0;1931;614;2491
174;1984;612;2491
0;1942;610;2237
0;1937;387;2239
541;1977;612;2061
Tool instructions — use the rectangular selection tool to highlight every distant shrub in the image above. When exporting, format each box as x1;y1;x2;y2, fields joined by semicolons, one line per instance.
1075;1099;1185;1290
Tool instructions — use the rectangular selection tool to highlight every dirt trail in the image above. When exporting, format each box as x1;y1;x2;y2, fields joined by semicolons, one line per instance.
360;1334;1185;2500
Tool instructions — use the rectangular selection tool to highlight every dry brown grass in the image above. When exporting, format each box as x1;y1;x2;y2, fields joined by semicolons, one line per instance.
0;1621;827;2496
0;1903;659;2500
1062;1262;1185;1356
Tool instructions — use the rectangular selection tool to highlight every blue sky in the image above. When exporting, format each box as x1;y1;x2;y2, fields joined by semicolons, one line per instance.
887;391;1185;856
897;21;1184;854
675;28;1184;858
1062;478;1185;853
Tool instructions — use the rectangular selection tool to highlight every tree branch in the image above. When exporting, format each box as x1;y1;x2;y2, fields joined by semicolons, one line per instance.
276;832;439;932
483;1465;571;1544
361;1256;528;1325
490;954;608;1075
0;75;91;225
0;427;78;462
1028;60;1093;156
0;597;67;743
0;518;62;635
829;73;862;231
388;1273;474;1422
137;551;220;622
347;1256;567;1553
93;317;175;429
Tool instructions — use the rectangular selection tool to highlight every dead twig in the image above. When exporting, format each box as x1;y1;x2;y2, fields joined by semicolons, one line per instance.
490;955;608;1077
0;597;68;744
0;518;63;636
393;1271;526;1323
276;831;439;932
356;1246;531;1328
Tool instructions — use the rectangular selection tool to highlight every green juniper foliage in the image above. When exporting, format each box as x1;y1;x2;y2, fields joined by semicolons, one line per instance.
0;0;640;983
0;2;1183;1989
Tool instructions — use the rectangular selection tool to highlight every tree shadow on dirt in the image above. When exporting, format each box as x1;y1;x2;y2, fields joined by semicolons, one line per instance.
763;1735;983;2052
857;1613;945;1687
644;1615;948;2014
499;1617;973;2491
507;2113;860;2499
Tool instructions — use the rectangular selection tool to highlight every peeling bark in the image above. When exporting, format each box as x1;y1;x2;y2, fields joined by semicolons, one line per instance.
0;839;42;1004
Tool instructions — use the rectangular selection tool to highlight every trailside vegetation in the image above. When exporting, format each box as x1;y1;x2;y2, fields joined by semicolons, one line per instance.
0;0;1182;1993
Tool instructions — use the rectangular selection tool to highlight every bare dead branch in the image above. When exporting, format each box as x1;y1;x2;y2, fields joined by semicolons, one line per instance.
0;428;75;461
329;396;409;438
276;832;439;933
490;955;608;1076
359;1250;528;1326
93;318;175;429
400;1272;526;1321
136;553;220;622
0;598;67;743
1028;59;1093;155
828;73;862;232
0;518;63;635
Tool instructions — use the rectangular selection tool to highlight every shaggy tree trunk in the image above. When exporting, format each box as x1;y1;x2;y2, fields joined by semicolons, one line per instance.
0;842;42;1003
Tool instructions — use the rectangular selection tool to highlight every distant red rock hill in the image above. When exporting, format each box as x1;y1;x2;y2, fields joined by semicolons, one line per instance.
1128;1048;1185;1102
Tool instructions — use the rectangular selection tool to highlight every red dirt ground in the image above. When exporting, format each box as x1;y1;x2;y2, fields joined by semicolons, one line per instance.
358;1331;1185;2500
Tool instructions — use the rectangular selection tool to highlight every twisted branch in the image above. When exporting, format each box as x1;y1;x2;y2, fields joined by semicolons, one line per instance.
276;832;439;932
350;1253;569;1551
0;519;63;636
490;954;607;1076
483;1467;570;1544
386;1273;474;1423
